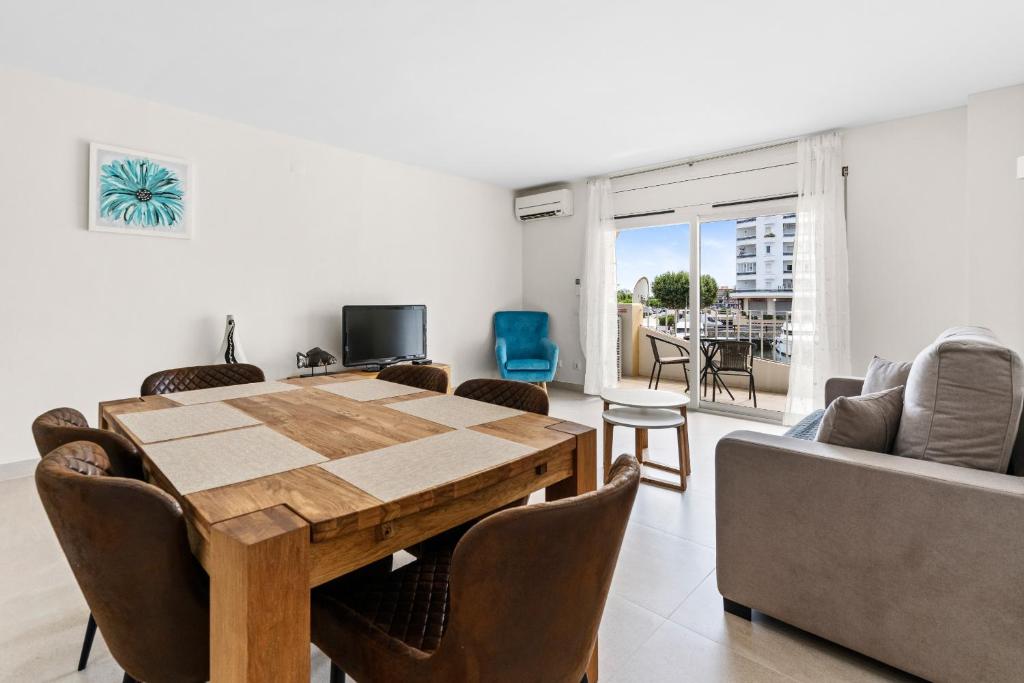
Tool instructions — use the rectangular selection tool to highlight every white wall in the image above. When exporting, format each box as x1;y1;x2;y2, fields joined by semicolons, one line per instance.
843;107;969;369
521;182;588;385
0;67;522;467
966;84;1024;352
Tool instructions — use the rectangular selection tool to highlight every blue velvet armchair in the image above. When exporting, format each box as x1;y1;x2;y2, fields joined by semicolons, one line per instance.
493;311;559;383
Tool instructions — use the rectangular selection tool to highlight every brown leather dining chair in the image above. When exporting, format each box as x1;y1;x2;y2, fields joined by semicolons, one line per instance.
30;407;145;671
454;377;549;415
377;364;450;393
35;441;209;683
312;454;641;683
140;362;265;396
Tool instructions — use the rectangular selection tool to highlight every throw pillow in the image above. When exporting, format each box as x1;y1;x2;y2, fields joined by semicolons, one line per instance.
816;386;904;453
862;356;912;395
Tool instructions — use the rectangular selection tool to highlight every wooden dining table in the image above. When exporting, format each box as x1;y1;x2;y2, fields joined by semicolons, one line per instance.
99;373;598;683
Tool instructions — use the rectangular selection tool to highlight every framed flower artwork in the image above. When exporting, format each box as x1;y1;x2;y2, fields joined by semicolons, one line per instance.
88;143;194;238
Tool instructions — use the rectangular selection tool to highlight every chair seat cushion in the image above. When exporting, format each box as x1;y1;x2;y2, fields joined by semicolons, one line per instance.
658;356;688;364
314;551;453;656
506;358;551;372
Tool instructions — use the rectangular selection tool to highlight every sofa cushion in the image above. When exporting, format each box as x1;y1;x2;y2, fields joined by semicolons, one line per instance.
894;327;1024;473
862;356;912;395
816;386;904;453
506;358;551;372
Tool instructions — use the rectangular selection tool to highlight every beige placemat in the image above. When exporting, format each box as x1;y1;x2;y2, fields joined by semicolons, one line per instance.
319;429;533;501
144;425;328;495
117;402;261;443
316;379;425;402
387;394;523;428
162;381;301;405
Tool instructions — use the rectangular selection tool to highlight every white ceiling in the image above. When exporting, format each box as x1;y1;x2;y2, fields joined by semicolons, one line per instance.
2;1;1023;188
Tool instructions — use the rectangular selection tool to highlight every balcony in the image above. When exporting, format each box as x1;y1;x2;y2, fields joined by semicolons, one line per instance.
737;251;756;259
736;269;756;276
783;249;794;256
736;232;756;241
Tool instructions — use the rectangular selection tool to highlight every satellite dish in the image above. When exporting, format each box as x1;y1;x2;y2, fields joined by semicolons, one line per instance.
632;277;650;303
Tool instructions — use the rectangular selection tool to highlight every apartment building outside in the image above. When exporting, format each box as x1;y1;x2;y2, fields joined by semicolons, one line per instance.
730;213;796;316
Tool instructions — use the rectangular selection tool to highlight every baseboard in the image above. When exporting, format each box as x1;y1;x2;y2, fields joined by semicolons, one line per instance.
0;458;36;482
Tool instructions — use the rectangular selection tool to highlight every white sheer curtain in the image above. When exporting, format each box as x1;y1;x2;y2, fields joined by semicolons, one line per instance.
785;132;851;424
580;177;619;394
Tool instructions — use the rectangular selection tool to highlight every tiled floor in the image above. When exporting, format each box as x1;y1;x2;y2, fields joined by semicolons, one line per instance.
0;387;918;682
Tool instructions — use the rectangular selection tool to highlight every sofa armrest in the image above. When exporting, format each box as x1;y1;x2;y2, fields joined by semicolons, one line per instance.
716;431;1024;682
824;376;864;406
494;337;508;369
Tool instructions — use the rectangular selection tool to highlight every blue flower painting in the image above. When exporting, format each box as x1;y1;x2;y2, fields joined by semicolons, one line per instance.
90;143;193;238
99;158;184;227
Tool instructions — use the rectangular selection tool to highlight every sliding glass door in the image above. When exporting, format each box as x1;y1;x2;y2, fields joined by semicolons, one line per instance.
694;207;796;418
612;202;795;420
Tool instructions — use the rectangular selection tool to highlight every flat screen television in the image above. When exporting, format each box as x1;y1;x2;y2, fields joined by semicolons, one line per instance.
342;305;427;369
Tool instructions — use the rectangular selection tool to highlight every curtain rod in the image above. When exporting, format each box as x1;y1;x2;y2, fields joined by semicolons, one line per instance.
609;138;798;181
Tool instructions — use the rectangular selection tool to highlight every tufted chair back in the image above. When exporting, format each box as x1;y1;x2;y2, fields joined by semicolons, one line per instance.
36;442;209;683
377;364;450;393
32;407;143;480
454;378;549;415
140;363;265;396
493;311;549;359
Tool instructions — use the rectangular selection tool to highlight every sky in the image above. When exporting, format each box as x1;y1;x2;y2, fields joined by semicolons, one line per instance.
615;220;737;295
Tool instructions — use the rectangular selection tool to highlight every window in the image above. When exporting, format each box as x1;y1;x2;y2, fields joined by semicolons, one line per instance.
765;244;771;254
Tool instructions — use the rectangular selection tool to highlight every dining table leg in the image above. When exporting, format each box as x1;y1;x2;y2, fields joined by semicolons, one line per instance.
546;422;599;681
209;505;311;683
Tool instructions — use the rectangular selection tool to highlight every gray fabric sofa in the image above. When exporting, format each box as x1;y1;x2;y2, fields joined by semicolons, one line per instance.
716;330;1024;683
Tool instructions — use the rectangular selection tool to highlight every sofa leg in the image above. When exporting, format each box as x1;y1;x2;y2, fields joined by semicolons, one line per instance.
723;598;752;621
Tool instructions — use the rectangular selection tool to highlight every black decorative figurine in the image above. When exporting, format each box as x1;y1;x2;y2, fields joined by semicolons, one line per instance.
296;347;338;376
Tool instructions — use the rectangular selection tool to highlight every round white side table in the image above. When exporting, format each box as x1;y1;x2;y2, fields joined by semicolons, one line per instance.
600;387;691;492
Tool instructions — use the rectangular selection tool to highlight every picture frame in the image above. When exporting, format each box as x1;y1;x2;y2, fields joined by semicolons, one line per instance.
88;142;195;239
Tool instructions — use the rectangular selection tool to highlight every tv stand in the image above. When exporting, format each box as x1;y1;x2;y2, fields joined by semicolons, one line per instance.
287;363;452;392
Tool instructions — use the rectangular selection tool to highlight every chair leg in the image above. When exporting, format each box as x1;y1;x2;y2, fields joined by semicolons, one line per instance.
654;364;663;390
330;662;346;683
648;361;657;389
750;372;757;408
78;613;97;671
634;428;645;464
683;363;690;391
675;426;687;491
603;421;614;483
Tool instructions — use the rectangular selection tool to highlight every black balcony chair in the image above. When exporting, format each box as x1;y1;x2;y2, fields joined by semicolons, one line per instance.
648;334;689;391
703;340;757;407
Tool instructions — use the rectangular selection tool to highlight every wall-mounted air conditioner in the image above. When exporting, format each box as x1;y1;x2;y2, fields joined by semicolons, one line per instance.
514;189;573;221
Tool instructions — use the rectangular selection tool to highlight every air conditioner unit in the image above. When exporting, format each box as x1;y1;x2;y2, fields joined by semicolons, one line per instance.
514;189;573;221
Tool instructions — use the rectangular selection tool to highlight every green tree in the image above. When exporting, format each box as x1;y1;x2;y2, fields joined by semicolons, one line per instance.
616;288;633;304
699;274;719;309
647;296;661;309
651;271;689;310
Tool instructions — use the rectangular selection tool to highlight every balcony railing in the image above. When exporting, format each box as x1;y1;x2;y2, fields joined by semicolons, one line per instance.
736;234;756;241
736;269;757;275
737;252;756;259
